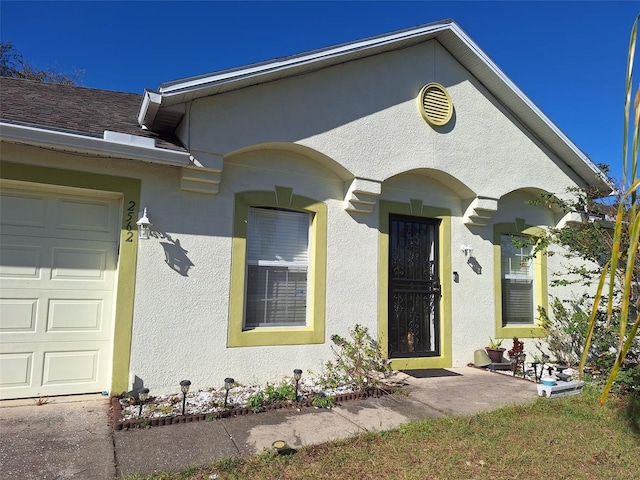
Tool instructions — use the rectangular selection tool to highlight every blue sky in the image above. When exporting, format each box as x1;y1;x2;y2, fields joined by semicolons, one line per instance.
1;1;638;184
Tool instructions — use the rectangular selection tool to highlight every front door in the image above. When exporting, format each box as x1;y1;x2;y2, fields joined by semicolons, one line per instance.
388;214;441;358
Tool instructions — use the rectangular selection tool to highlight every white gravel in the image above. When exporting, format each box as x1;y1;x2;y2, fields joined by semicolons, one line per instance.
118;376;360;421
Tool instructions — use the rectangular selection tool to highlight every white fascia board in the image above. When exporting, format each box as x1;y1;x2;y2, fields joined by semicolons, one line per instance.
445;23;612;191
157;23;452;97
0;122;190;167
138;90;162;129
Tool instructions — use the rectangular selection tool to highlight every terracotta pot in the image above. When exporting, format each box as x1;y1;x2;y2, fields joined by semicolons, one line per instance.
485;347;506;363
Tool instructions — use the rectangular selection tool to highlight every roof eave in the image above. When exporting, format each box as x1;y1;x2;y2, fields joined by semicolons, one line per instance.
1;122;190;167
156;21;454;99
138;19;612;193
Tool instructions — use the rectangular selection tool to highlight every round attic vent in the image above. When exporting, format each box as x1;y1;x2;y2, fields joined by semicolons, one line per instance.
418;83;453;126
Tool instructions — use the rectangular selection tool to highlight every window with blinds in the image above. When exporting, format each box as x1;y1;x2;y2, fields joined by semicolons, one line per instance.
244;207;310;328
501;234;535;325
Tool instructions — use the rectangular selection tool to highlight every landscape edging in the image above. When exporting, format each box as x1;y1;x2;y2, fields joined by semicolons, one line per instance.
112;389;385;430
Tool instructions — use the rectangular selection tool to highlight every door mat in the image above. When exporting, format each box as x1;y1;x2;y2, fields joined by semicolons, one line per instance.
401;369;463;378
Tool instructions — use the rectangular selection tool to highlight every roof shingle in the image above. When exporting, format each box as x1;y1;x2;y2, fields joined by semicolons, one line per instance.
0;77;185;152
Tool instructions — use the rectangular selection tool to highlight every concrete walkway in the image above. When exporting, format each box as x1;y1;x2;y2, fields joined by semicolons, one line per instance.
0;367;538;479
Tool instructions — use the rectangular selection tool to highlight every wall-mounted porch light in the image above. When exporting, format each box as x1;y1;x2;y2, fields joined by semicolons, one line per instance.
461;245;473;257
136;208;152;239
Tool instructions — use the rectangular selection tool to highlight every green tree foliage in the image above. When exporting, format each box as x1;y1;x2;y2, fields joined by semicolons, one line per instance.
528;183;636;292
0;42;81;85
587;15;640;402
529;18;640;402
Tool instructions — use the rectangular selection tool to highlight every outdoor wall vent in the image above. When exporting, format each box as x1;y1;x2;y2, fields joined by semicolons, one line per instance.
418;83;453;127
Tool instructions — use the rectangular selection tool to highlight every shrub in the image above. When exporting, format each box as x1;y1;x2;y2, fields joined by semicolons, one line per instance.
246;392;265;413
323;324;391;391
615;365;640;394
264;382;295;403
537;298;588;367
539;297;639;390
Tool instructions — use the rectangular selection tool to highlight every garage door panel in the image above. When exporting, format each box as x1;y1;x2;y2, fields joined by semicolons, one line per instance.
1;237;116;290
54;197;114;236
0;185;119;399
0;299;38;332
0;190;47;234
0;352;34;389
47;299;103;332
1;291;112;341
53;194;121;242
0;345;108;398
0;243;43;279
52;247;108;281
42;349;99;385
50;238;116;287
1;187;121;242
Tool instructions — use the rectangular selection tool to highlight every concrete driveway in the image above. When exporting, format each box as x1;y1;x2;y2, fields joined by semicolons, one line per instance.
0;394;114;480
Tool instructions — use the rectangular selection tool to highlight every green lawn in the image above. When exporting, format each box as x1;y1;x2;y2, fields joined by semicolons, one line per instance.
126;386;640;480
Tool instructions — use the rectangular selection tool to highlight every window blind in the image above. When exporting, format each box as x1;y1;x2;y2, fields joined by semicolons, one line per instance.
245;207;310;328
501;235;535;325
247;208;309;264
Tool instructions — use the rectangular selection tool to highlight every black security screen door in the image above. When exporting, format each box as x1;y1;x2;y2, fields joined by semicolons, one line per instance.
388;214;441;358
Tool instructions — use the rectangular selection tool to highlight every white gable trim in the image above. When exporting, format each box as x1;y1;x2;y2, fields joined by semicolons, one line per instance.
156;22;453;98
138;19;611;193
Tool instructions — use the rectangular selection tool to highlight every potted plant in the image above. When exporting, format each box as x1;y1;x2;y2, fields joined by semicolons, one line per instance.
485;338;506;363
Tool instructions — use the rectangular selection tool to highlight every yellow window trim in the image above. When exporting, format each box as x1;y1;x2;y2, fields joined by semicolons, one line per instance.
228;189;327;347
0;161;140;395
377;199;452;370
493;220;548;339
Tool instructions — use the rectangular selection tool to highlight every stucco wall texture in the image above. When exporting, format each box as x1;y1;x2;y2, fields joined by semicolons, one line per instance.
128;39;583;393
0;37;591;395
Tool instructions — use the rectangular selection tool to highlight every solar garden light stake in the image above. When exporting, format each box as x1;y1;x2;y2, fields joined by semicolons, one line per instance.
224;377;234;408
180;380;191;416
539;354;550;382
293;369;302;401
532;362;540;382
510;355;518;376
138;388;149;417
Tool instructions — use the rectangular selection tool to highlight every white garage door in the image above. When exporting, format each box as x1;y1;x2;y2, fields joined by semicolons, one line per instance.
0;182;121;399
